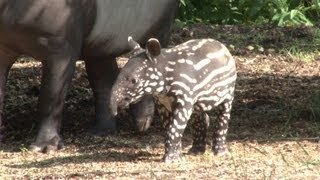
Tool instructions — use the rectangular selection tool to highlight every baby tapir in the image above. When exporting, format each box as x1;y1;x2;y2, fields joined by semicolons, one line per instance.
110;36;237;163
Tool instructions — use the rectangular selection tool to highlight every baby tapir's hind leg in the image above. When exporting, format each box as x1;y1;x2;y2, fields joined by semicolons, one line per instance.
212;100;233;156
189;112;210;155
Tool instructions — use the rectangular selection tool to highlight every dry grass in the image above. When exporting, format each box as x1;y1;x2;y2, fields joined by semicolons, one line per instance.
1;134;320;179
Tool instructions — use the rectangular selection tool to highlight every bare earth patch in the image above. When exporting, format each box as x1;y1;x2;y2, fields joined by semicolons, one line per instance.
1;24;320;179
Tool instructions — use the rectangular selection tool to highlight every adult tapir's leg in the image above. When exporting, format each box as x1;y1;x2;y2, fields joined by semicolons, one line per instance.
85;58;119;135
30;39;80;153
129;95;154;132
0;51;15;130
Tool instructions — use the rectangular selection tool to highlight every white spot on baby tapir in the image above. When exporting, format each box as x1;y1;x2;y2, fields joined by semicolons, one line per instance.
156;71;163;76
178;59;186;63
150;74;159;80
144;80;150;86
145;87;152;93
166;49;172;53
168;61;176;65
185;60;193;65
149;82;158;86
156;86;164;92
148;68;154;71
159;81;165;85
175;132;180;137
165;67;174;72
178;52;183;55
187;52;195;56
166;77;174;81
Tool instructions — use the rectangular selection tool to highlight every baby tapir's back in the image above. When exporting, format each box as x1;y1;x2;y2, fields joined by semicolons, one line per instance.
163;39;236;96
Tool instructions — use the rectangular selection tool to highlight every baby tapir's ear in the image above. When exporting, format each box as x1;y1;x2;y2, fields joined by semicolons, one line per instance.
128;36;141;50
146;38;161;58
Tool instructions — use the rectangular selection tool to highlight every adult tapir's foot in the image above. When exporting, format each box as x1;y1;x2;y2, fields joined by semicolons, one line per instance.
130;95;155;132
29;134;64;153
88;115;117;136
188;144;206;155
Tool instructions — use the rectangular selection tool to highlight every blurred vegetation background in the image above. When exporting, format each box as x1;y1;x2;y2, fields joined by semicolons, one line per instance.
177;0;320;26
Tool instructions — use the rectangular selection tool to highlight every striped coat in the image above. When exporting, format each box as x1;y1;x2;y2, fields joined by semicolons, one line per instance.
110;37;237;163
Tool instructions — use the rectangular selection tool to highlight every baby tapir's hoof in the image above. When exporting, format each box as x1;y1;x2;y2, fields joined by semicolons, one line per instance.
163;152;184;163
213;147;230;157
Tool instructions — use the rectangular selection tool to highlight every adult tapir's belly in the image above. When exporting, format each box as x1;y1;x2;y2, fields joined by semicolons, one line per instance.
82;0;178;59
0;0;178;60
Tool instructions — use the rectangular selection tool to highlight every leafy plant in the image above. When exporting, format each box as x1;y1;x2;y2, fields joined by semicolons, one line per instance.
177;0;320;26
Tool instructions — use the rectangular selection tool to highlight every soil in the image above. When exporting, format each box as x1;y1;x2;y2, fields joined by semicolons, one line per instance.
0;23;320;179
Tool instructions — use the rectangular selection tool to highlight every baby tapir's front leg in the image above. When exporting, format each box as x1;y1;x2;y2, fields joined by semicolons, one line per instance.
163;96;193;163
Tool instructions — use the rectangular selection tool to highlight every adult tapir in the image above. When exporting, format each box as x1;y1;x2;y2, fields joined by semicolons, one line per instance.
0;0;179;152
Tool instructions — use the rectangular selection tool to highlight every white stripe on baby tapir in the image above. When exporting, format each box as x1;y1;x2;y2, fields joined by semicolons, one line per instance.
193;59;235;91
217;88;230;97
198;95;220;102
171;81;191;92
196;74;237;99
214;94;233;106
193;58;211;70
205;47;226;59
177;98;185;106
180;73;197;83
173;119;187;129
192;39;209;51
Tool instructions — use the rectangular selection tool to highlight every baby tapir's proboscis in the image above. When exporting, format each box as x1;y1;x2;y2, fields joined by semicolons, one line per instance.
110;36;237;163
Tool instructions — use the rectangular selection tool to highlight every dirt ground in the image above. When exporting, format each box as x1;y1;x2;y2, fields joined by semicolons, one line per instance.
0;24;320;179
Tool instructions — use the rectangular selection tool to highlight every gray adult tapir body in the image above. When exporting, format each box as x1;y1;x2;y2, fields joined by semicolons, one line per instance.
0;0;179;152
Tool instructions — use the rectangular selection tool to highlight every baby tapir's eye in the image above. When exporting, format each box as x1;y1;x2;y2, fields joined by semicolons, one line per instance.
131;78;138;84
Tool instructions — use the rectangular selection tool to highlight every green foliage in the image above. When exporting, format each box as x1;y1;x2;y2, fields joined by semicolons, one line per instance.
177;0;320;26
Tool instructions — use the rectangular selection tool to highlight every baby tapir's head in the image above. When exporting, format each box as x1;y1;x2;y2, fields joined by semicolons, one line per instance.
110;36;162;116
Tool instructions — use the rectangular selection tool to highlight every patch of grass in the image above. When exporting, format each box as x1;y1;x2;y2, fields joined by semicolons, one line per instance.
284;45;319;62
309;91;320;121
